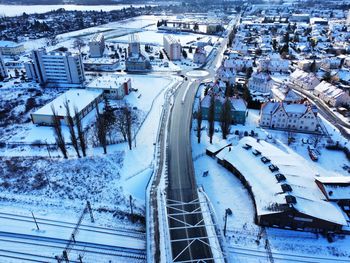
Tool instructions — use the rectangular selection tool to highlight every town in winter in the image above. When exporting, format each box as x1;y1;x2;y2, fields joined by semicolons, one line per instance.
0;0;350;262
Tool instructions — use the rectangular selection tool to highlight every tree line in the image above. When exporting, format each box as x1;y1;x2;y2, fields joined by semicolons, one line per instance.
51;97;136;159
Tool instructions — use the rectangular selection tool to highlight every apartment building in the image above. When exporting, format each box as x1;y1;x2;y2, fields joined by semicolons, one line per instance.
163;35;182;61
25;49;85;86
259;101;320;133
0;52;8;79
89;33;105;58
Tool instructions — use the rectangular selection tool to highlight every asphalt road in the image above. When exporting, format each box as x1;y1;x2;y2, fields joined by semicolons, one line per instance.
165;17;237;262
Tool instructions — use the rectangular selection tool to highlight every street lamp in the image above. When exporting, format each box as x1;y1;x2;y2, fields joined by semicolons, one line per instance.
224;208;232;237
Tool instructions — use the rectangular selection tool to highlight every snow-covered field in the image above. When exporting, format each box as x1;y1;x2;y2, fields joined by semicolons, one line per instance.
0;69;177;262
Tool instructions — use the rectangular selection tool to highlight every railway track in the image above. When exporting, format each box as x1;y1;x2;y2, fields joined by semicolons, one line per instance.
0;212;145;240
228;246;350;263
0;231;146;262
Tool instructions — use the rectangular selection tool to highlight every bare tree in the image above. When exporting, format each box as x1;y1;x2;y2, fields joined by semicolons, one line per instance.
95;112;108;154
75;106;87;157
220;98;232;139
116;109;127;141
196;100;202;143
73;38;85;53
208;95;215;144
64;100;80;158
51;105;68;159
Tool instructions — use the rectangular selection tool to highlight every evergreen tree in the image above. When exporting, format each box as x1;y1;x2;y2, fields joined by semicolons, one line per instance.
208;95;215;144
182;49;188;59
220;99;232;139
196;101;202;144
310;60;317;73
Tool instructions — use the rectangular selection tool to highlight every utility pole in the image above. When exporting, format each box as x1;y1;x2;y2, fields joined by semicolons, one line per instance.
129;195;134;223
31;211;40;231
86;201;94;223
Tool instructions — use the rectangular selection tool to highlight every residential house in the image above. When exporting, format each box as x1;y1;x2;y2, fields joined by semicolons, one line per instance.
248;72;274;94
314;81;350;107
259;101;320;133
201;95;247;125
289;69;320;91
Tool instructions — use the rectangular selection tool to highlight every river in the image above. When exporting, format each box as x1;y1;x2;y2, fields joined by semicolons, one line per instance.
0;4;155;17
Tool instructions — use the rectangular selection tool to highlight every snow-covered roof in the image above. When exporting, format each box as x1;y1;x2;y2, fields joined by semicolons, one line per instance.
90;33;104;43
220;137;348;226
33;89;103;117
206;139;231;155
316;177;350;201
87;75;130;90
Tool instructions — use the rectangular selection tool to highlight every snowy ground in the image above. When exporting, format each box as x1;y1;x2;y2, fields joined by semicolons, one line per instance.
0;70;178;262
191;96;350;262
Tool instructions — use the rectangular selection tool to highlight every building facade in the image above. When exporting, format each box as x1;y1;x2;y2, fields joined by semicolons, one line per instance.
0;52;8;79
163;35;182;61
201;95;247;125
87;75;131;100
89;33;105;58
314;81;350;107
31;89;103;126
248;72;274;93
259;101;320;133
25;49;85;86
0;41;25;56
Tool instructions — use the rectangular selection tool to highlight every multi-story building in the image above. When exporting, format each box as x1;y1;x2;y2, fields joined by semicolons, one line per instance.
25;49;85;86
314;81;350;107
201;95;247;125
259;101;320;133
248;72;274;94
128;34;140;56
0;52;8;79
87;75;131;100
257;53;290;73
163;35;182;61
89;33;105;58
0;41;25;56
289;69;320;91
193;47;207;64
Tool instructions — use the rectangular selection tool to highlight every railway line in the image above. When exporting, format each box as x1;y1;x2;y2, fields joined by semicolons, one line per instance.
228;246;350;263
0;231;146;262
0;212;145;240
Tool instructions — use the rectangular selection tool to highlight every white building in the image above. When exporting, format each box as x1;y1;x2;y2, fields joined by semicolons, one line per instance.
216;66;236;85
271;84;302;103
0;41;25;56
290;69;320;91
0;52;7;79
314;81;350;107
87;75;131;100
128;34;140;56
248;72;274;94
257;53;290;73
163;35;182;61
193;47;207;64
89;33;105;58
25;49;85;86
259;101;320;133
31;89;103;126
223;56;253;71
